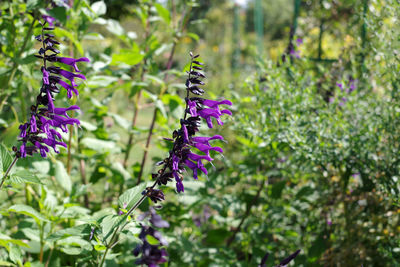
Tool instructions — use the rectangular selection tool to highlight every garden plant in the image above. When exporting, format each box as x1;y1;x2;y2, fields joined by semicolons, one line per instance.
0;0;399;266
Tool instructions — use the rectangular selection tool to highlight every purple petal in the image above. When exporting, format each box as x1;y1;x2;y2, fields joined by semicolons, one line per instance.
58;69;86;87
47;90;54;112
56;57;90;72
182;124;189;143
53;105;80;117
42;68;49;85
20;143;26;158
57;79;78;98
30;115;37;133
202;99;232;108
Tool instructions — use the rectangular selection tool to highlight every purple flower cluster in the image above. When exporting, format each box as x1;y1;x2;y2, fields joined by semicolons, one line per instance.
153;53;232;193
330;78;357;106
133;208;169;267
17;20;89;158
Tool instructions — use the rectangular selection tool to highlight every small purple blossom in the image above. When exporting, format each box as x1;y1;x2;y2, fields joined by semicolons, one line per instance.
16;19;89;158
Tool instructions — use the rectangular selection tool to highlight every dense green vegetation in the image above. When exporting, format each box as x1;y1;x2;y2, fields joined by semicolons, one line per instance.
0;0;399;266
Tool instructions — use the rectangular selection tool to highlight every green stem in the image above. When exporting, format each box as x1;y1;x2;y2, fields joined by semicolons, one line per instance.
0;157;18;189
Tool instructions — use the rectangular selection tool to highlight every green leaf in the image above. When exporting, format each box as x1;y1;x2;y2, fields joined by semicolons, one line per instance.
154;3;171;25
187;32;200;41
81;138;120;153
0;260;15;266
111;162;131;181
0;143;13;173
110;49;144;66
0;233;30;249
48;7;67;24
9;169;42;185
118;183;147;211
9;244;22;265
101;215;125;243
156;100;167;118
94;244;106;251
58;236;92;255
47;224;92;243
8;204;49;225
105;19;124;36
32;161;50;175
87;75;118;88
91;1;106;16
205;229;231;246
26;0;40;10
109;113;130;130
54;160;72;193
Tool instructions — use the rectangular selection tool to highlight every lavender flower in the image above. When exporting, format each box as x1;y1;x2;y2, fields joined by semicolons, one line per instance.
151;53;232;194
16;19;89;158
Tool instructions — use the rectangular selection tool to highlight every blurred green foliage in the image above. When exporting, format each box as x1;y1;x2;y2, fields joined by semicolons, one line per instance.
0;0;399;266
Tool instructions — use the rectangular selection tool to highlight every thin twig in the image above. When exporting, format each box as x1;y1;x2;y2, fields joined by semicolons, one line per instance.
0;157;18;189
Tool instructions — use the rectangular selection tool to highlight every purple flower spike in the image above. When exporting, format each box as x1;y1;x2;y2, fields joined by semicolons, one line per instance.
152;53;231;194
16;22;88;159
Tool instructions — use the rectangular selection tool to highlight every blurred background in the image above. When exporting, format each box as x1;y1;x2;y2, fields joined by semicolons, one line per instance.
0;0;399;266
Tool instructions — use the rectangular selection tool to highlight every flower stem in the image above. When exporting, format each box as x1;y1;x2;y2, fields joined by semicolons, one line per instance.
0;157;18;189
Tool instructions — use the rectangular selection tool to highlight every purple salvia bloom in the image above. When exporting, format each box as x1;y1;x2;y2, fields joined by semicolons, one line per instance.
20;142;26;158
46;89;55;112
56;57;90;72
187;99;198;116
191;135;224;144
16;20;89;158
57;69;86;87
42;67;49;85
182;123;189;143
192;142;223;154
336;82;343;91
19;123;28;138
53;105;80;117
201;99;232;110
152;53;231;193
56;79;79;98
30;115;37;133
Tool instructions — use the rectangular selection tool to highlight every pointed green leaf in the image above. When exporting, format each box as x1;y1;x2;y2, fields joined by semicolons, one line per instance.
118;183;147;211
54;161;72;193
8;204;49;225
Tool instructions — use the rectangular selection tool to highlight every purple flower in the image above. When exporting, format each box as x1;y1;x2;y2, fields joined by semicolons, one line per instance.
56;57;90;72
16;19;89;158
42;15;55;27
152;53;231;193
